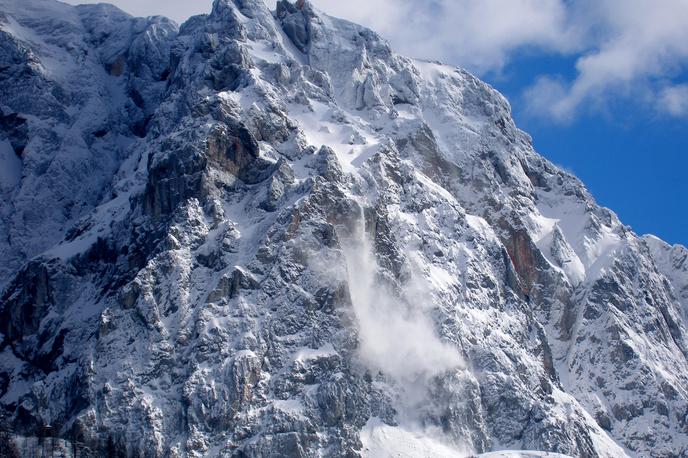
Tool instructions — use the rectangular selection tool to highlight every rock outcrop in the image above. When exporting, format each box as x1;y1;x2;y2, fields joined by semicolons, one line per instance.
1;0;687;457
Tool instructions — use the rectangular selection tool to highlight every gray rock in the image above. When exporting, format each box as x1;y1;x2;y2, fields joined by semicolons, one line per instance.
1;0;687;457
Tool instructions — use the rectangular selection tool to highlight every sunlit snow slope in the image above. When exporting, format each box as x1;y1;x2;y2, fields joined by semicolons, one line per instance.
1;0;687;457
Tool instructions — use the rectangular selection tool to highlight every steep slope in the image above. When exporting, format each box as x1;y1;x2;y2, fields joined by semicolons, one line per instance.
1;0;687;457
0;0;176;289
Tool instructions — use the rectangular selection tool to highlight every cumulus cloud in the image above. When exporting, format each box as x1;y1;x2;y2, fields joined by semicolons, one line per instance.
658;85;688;117
521;0;688;121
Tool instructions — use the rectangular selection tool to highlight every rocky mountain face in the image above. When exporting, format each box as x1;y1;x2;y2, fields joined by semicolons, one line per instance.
1;0;687;456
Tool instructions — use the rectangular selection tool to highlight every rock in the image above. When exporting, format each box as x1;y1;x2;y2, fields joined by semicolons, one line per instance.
277;1;311;53
208;267;260;303
312;146;343;182
1;1;687;457
0;111;28;155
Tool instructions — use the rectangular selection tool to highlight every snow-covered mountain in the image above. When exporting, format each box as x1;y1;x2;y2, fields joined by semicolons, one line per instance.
1;0;687;456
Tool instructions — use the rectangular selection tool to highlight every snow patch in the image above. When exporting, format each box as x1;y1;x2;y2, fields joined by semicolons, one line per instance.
360;418;467;458
288;100;380;173
246;39;284;64
478;452;573;458
294;343;336;362
533;196;623;284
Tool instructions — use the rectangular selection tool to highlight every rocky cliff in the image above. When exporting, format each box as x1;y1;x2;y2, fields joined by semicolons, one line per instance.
1;0;687;457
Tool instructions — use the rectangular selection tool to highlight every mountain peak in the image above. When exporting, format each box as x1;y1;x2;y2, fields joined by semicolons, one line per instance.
1;1;687;457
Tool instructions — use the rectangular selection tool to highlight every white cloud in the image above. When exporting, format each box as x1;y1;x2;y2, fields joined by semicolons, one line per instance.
659;84;688;117
520;0;688;121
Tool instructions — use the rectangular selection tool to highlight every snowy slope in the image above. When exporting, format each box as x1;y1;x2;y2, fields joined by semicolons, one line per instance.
645;235;688;321
1;1;687;457
0;0;176;289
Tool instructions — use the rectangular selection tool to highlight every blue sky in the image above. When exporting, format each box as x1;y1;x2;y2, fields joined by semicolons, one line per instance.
66;0;688;246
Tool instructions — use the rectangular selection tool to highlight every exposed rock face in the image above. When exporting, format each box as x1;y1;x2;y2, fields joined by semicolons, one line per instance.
276;0;312;54
1;0;687;457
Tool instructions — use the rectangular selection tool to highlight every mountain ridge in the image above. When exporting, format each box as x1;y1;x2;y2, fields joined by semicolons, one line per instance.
0;0;687;456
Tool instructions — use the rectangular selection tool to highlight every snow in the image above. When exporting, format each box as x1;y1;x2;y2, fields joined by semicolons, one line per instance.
549;390;631;458
478;452;572;458
246;39;285;64
293;343;336;362
2;1;687;456
532;193;623;284
531;213;586;285
288;100;381;173
644;234;688;319
412;59;455;83
360;418;576;458
0;1;83;82
272;399;306;416
360;418;467;458
409;59;489;164
394;103;419;120
466;214;500;244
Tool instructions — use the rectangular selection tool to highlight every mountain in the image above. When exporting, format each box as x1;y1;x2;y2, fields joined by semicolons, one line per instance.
1;0;687;456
